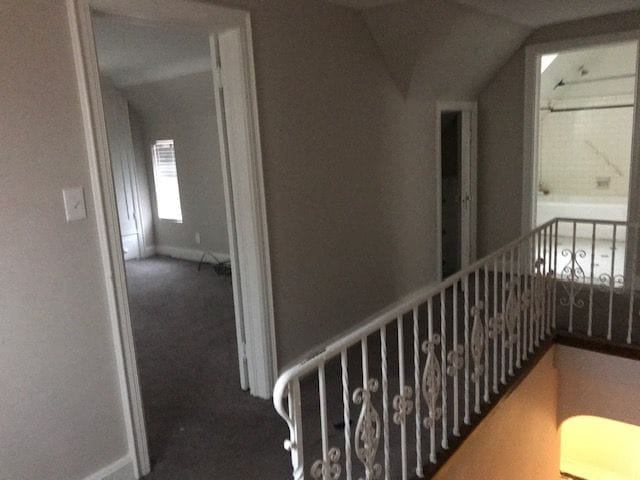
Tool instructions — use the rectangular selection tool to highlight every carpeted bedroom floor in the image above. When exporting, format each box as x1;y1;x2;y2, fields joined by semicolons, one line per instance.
125;256;289;479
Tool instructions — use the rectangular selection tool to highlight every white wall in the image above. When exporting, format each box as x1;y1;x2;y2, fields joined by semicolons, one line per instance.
0;1;130;478
123;72;230;258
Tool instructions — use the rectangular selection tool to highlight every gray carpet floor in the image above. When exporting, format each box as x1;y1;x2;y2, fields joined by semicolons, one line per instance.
125;256;289;479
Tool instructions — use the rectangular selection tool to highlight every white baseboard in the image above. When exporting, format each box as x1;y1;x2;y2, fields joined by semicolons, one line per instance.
155;245;230;264
83;456;135;480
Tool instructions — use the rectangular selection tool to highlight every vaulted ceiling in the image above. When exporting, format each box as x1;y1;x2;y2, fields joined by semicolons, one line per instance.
449;0;640;27
329;0;640;27
94;0;640;102
355;0;640;97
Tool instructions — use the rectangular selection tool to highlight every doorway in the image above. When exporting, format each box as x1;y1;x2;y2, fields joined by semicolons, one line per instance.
68;0;276;476
436;102;478;279
525;37;639;281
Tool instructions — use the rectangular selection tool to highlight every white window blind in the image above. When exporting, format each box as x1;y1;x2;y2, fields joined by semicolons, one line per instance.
151;139;183;222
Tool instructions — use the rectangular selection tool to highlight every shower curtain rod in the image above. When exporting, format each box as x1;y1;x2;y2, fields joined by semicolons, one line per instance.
540;103;634;113
554;73;635;89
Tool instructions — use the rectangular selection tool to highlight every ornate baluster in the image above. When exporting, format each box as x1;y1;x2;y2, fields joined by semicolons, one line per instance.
451;282;461;436
393;316;413;480
380;326;389;479
341;351;352;480
483;265;490;403
422;334;442;463
608;224;618;340
491;258;499;393
553;220;559;330
353;379;382;480
515;245;522;366
311;364;342;480
463;276;471;423
533;258;546;345
508;250;514;373
536;230;542;344
559;246;587;330
470;299;484;414
412;307;423;477
588;222;596;337
501;254;507;384
439;291;448;449
355;338;382;480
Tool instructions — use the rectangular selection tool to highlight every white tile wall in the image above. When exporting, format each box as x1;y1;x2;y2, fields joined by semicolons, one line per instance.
538;104;633;197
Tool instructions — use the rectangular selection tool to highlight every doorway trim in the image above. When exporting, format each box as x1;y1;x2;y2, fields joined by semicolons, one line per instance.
522;30;640;234
67;0;276;477
435;101;478;280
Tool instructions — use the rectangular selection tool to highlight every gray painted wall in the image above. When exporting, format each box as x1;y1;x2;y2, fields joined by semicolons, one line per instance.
1;1;128;478
6;0;640;477
1;1;429;476
123;72;229;257
477;11;640;256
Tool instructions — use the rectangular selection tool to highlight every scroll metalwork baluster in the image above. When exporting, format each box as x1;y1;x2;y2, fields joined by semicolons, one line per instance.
311;448;342;480
470;301;484;413
353;378;382;480
422;334;442;464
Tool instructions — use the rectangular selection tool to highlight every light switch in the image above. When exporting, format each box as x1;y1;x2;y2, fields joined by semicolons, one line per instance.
63;187;87;222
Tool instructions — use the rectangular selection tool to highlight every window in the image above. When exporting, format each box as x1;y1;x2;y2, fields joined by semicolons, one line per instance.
151;139;183;222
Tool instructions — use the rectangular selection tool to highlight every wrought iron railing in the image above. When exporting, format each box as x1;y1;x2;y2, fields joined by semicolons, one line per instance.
273;218;638;480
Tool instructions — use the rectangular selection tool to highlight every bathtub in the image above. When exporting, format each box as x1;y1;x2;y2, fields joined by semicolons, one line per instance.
536;194;628;239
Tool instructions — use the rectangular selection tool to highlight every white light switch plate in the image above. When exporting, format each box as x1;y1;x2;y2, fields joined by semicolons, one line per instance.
63;187;87;222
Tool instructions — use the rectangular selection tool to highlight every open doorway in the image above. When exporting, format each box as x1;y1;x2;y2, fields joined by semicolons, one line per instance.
436;102;478;279
531;40;638;279
68;0;278;477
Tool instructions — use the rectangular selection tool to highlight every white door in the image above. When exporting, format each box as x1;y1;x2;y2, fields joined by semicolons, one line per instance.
211;36;250;390
102;81;142;261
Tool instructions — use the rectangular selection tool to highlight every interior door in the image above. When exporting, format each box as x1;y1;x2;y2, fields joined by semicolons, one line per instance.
211;35;250;390
102;81;141;261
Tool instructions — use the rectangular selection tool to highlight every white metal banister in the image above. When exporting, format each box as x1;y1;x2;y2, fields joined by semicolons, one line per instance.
274;217;639;479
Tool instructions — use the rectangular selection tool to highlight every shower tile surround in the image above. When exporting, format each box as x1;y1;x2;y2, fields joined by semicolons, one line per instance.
537;104;633;198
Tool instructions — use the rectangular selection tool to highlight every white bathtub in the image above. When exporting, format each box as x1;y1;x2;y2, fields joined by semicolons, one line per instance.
536;194;628;239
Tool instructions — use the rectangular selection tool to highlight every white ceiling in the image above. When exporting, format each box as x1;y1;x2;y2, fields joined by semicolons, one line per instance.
330;0;640;27
93;14;211;88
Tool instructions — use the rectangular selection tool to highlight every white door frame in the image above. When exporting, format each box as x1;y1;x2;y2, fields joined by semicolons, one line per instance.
67;0;277;477
435;101;478;279
522;30;640;233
